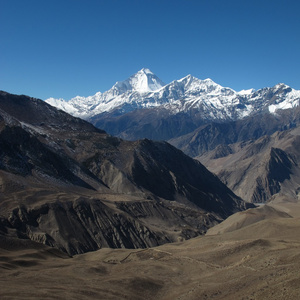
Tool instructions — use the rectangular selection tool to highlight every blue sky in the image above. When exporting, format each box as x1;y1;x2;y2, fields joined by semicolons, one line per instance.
1;0;300;100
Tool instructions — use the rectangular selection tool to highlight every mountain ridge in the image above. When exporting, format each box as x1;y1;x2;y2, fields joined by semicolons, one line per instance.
0;91;252;255
46;69;300;124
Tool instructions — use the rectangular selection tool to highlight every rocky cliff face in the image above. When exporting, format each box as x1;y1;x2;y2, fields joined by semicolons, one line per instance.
3;198;213;255
251;147;297;202
0;192;223;256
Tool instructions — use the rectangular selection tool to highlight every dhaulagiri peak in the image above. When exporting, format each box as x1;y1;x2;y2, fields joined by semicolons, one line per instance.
113;68;166;93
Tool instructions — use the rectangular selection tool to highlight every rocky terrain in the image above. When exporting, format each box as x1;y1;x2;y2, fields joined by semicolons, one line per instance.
196;121;300;203
0;91;251;255
2;88;300;299
1;197;300;299
161;103;300;204
43;70;300;206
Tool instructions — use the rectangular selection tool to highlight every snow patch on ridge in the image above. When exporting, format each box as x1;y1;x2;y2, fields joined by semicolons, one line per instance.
268;88;300;113
238;89;256;95
46;98;78;115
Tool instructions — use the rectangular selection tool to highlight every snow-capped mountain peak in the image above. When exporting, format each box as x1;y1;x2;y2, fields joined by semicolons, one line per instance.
112;68;166;94
268;83;300;113
273;83;291;91
238;88;256;96
45;69;300;121
174;76;235;97
203;78;214;83
140;67;154;75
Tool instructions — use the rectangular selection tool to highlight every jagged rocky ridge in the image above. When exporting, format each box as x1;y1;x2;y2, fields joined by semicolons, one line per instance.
0;91;252;255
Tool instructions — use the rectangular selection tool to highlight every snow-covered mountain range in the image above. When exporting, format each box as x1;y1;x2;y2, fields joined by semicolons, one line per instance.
46;68;300;121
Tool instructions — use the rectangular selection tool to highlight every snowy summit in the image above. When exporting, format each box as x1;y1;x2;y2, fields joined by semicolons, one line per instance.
45;69;300;120
113;68;165;93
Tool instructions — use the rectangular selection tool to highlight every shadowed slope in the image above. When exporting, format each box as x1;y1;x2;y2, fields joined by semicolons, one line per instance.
0;91;251;254
198;128;300;203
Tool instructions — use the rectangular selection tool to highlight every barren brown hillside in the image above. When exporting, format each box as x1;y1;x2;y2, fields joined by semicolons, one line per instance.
1;197;300;299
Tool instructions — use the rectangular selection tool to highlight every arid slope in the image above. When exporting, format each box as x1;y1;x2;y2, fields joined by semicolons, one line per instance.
1;198;300;300
198;127;300;203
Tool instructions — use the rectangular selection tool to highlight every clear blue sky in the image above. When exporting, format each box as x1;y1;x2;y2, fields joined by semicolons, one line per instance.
1;0;300;100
